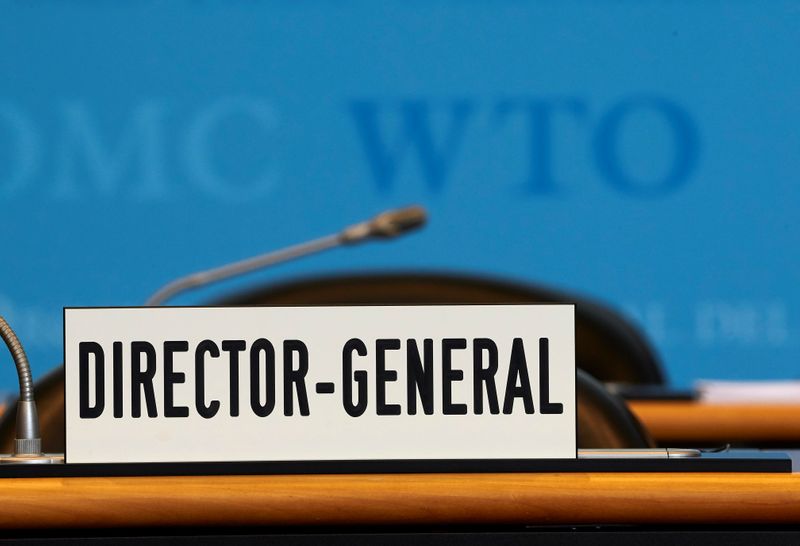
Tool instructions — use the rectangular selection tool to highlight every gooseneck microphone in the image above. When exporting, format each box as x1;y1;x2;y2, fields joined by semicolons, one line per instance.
0;316;60;463
0;315;40;456
146;205;427;306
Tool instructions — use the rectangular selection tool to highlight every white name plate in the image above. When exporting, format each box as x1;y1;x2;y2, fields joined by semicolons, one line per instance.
64;305;576;464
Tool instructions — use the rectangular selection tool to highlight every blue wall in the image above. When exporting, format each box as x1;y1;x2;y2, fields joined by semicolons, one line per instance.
1;0;798;391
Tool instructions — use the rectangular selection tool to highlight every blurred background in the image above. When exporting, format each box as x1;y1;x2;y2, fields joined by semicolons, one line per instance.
0;0;798;393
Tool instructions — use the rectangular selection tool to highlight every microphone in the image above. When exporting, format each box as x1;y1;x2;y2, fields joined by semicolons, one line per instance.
146;205;428;306
0;316;62;464
339;205;427;243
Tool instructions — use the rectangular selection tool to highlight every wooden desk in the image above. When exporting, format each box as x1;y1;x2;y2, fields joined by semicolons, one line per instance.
629;401;800;444
1;472;800;529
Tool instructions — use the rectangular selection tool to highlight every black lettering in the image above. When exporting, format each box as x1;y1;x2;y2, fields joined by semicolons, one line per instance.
442;338;468;415
131;341;158;418
503;338;535;414
112;341;123;418
283;340;310;416
375;339;401;415
222;340;246;417
407;338;433;415
195;340;220;419
250;338;276;417
473;338;500;415
79;341;105;418
539;338;563;414
343;338;368;417
163;341;189;418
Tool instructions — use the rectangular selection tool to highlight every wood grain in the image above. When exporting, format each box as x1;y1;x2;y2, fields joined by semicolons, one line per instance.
629;401;800;443
1;472;800;529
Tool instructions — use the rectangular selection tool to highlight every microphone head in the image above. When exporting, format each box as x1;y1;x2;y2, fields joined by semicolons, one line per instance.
341;205;428;244
368;205;427;238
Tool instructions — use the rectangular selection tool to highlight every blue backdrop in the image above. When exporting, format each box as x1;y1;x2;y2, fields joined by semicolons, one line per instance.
1;0;798;392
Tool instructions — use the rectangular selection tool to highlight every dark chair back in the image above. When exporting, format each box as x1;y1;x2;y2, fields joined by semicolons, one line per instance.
576;369;654;448
218;272;666;385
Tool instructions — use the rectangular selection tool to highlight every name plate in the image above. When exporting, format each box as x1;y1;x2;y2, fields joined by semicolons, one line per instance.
64;305;576;464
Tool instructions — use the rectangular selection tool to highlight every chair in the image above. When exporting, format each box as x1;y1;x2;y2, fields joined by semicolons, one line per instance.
576;369;653;448
217;272;667;385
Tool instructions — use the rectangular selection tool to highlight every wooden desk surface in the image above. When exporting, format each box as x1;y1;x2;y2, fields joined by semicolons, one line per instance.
1;472;800;529
629;401;800;444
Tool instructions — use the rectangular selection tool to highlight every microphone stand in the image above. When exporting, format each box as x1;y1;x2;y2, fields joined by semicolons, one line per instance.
146;234;342;307
146;205;427;306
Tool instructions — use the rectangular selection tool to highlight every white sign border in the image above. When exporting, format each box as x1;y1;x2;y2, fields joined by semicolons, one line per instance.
62;303;578;468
